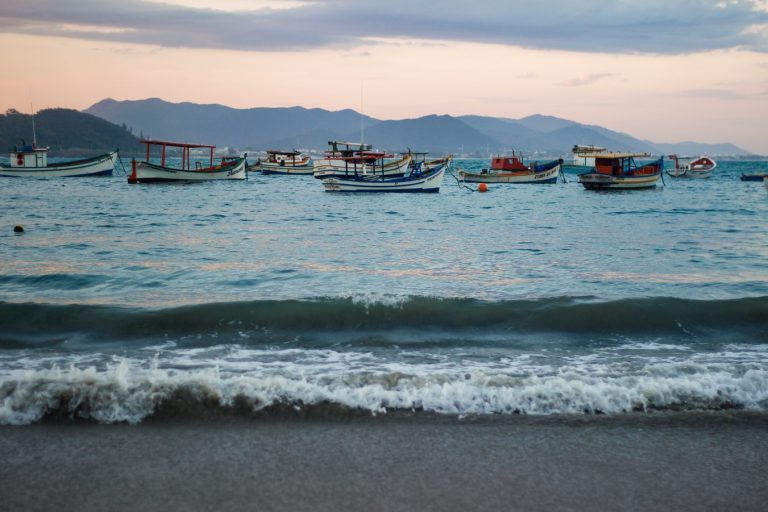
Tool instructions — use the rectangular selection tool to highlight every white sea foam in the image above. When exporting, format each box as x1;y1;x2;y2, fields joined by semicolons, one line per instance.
2;347;767;425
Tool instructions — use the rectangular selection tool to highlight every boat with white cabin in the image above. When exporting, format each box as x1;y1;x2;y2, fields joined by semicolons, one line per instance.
0;141;118;178
249;150;313;175
562;144;608;171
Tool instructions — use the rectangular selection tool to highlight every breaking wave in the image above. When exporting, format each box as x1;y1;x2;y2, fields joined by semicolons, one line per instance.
2;347;767;425
1;295;766;348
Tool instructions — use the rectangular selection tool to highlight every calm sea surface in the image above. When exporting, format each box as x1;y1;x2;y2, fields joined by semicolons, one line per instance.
1;158;767;423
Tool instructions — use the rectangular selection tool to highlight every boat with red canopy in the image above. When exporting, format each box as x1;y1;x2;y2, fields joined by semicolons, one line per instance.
128;139;246;183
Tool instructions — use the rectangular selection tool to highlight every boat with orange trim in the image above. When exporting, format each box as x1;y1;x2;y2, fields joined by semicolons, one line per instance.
578;153;663;190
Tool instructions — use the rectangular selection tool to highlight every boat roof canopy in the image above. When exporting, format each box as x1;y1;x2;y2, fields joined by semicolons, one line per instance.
266;150;301;156
16;145;49;153
595;152;652;159
327;140;372;151
140;138;216;149
572;145;606;152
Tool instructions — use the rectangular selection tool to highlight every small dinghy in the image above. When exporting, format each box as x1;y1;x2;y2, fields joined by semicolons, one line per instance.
666;155;716;178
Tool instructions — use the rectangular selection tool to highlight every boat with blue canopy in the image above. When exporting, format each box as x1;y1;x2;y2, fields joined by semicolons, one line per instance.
322;154;446;193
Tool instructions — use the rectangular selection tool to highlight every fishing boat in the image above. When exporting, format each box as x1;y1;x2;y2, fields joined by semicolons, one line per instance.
562;144;608;171
578;153;663;190
666;155;716;178
322;156;446;193
0;141;118;178
128;139;246;183
250;150;313;175
459;154;563;184
313;141;411;179
740;173;768;182
312;141;370;173
407;152;453;172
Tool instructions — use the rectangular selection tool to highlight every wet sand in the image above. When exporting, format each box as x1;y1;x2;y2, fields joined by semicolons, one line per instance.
1;412;767;512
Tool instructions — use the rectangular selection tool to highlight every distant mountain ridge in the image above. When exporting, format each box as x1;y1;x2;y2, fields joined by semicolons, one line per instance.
84;98;753;156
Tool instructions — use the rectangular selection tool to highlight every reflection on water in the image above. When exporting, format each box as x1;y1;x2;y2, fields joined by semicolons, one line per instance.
1;160;767;307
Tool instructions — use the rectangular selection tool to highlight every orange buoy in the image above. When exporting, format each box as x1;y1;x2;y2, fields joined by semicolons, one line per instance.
478;183;488;192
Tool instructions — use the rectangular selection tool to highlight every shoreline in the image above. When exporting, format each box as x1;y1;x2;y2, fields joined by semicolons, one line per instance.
2;411;767;511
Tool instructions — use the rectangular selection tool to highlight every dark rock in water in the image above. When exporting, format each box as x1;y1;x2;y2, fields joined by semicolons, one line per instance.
13;225;24;233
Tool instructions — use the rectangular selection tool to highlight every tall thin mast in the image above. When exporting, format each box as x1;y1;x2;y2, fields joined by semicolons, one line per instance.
360;82;364;148
30;103;37;147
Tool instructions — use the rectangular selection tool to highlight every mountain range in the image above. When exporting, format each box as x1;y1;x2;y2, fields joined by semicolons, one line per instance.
78;98;749;156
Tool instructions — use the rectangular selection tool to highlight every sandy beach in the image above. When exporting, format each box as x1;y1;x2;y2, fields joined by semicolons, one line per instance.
1;411;767;512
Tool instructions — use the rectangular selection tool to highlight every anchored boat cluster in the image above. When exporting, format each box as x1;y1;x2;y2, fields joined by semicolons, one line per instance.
3;139;762;191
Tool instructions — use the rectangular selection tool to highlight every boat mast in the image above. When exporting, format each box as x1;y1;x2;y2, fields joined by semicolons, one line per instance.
30;103;37;148
360;82;364;149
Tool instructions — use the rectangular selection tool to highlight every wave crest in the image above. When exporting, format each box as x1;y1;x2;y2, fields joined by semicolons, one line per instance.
2;360;766;425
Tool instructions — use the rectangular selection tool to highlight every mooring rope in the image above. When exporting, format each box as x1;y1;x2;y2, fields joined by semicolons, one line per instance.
449;167;477;192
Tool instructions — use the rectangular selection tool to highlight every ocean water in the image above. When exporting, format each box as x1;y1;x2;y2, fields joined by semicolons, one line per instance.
1;158;767;424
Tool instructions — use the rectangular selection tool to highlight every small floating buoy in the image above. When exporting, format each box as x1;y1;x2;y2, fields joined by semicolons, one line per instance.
13;225;24;233
478;183;488;193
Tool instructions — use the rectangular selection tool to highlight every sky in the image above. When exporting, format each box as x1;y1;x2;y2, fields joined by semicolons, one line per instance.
1;0;767;153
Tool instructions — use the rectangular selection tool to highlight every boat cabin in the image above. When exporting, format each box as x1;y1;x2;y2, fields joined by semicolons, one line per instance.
331;151;396;176
140;138;218;170
572;144;607;156
668;154;715;171
325;141;373;159
10;141;49;168
491;155;529;171
264;150;309;166
594;153;660;177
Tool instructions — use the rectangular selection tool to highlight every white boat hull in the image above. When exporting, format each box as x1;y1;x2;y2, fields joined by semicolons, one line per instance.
459;164;560;183
667;168;714;179
667;156;716;179
259;162;315;175
134;158;247;182
323;165;445;193
0;151;118;177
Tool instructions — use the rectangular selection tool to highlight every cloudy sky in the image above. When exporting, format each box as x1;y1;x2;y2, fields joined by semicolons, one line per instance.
1;0;767;152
